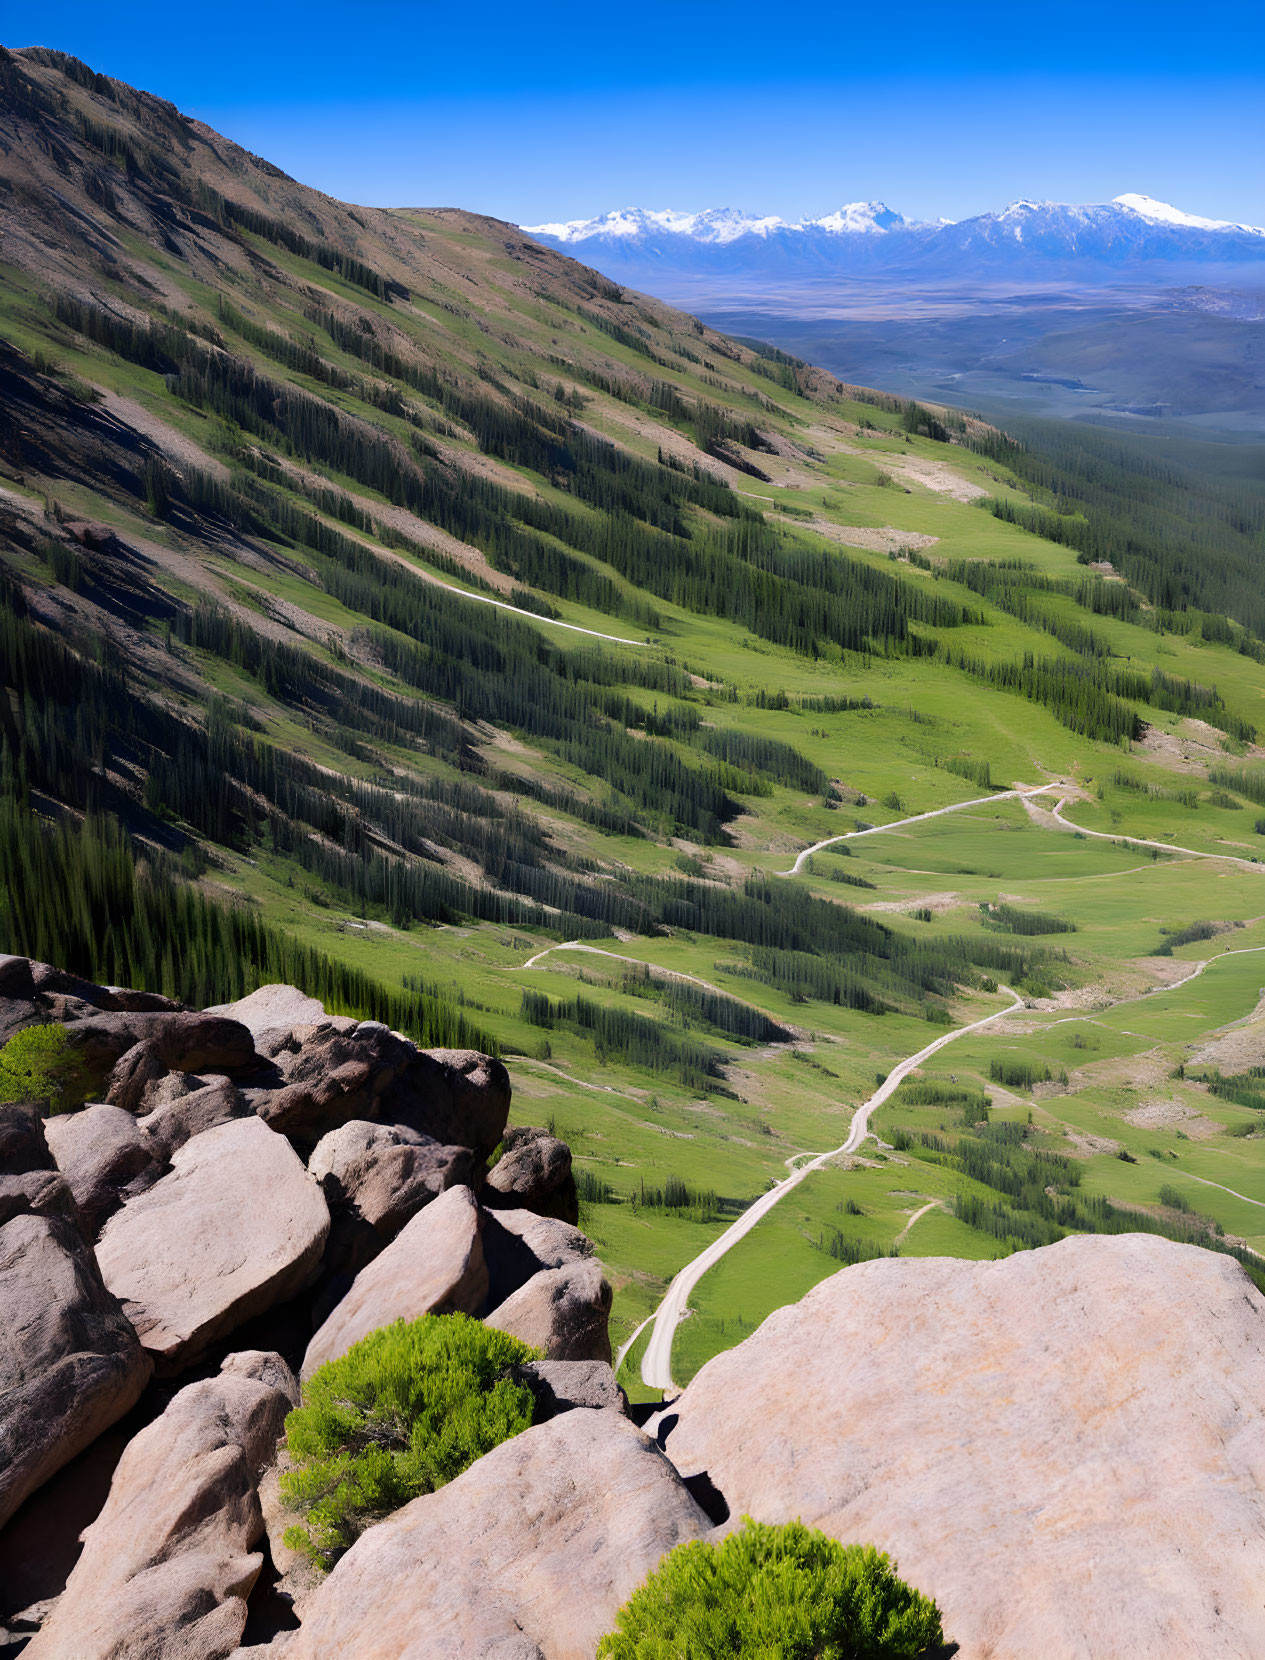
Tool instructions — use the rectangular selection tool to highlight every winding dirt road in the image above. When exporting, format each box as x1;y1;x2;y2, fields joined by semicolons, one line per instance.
607;787;1264;1389
782;784;1063;875
1050;798;1265;872
519;941;729;996
624;986;1025;1390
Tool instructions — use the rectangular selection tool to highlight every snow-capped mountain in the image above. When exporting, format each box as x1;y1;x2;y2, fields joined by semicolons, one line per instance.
529;201;910;244
522;195;1265;286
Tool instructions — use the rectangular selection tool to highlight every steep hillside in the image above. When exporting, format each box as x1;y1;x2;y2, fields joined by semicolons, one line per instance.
3;46;1265;1389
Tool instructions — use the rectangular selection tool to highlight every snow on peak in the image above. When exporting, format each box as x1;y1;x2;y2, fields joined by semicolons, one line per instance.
520;208;685;242
689;207;787;242
802;201;904;234
523;195;1265;247
1112;193;1264;234
523;203;911;244
521;206;788;243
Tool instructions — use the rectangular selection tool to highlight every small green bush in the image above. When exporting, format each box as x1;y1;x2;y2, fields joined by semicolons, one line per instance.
0;1023;86;1115
281;1314;539;1572
597;1517;944;1660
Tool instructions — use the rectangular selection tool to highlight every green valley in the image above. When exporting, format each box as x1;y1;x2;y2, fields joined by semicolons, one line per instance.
2;45;1264;1404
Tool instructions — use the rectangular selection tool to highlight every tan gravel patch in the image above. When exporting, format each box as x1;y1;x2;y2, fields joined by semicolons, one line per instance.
1190;995;1265;1072
96;390;230;480
1124;1098;1224;1139
885;456;987;501
866;890;961;915
807;519;940;554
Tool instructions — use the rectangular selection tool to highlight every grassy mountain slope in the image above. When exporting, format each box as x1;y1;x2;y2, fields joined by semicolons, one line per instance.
3;46;1264;1388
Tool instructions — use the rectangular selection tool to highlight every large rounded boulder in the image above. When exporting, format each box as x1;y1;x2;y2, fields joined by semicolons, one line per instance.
664;1232;1265;1660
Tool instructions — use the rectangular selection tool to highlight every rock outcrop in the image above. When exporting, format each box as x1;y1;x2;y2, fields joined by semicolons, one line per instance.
665;1233;1265;1660
487;1257;612;1364
308;1118;475;1274
0;965;616;1652
381;1049;511;1163
0;1210;151;1528
277;1411;712;1660
303;1183;487;1377
43;1103;163;1237
484;1125;579;1224
517;1358;629;1419
96;1117;329;1373
25;1352;296;1660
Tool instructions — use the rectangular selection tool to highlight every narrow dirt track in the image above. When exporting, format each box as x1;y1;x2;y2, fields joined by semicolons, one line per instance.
628;987;1026;1390
1050;798;1265;872
782;784;1063;875
519;941;727;994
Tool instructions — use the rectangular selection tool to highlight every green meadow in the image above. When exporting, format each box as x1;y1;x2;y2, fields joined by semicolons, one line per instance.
5;66;1265;1402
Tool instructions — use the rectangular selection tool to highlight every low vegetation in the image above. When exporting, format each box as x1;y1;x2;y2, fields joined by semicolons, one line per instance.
0;1022;84;1115
280;1315;539;1572
596;1518;944;1659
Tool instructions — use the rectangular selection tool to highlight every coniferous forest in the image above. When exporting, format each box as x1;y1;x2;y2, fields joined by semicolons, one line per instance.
3;43;1265;1382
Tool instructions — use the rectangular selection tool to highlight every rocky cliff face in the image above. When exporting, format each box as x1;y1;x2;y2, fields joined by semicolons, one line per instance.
2;969;1263;1658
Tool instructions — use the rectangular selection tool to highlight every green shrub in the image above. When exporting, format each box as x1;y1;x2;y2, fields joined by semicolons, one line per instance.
280;1314;539;1572
0;1023;86;1115
597;1518;943;1659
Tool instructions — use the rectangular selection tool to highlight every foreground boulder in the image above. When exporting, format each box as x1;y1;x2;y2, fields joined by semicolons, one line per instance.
136;1075;251;1154
308;1119;476;1274
482;1206;593;1308
0;1102;85;1235
96;1118;329;1373
0;1211;151;1528
44;1103;164;1237
206;983;334;1038
26;1351;296;1660
302;1184;487;1378
0;1099;50;1173
517;1359;629;1419
487;1257;612;1364
277;1410;711;1660
52;1011;255;1105
254;1022;416;1150
665;1233;1265;1660
484;1125;579;1224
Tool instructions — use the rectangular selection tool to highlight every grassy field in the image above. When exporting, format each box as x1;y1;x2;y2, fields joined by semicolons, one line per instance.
4;50;1265;1407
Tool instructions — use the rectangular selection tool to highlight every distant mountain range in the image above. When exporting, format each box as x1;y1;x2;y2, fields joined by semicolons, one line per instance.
523;196;1265;284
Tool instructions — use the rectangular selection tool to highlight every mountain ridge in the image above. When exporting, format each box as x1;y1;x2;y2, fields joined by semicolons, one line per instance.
2;41;1265;1418
524;194;1265;281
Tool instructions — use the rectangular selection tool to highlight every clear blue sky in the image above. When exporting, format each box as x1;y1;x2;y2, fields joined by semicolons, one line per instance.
10;0;1265;225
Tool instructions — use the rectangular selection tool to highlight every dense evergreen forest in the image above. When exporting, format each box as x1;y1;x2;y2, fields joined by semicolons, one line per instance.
970;416;1265;638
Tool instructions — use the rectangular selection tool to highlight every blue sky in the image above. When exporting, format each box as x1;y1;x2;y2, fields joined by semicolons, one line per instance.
12;1;1265;224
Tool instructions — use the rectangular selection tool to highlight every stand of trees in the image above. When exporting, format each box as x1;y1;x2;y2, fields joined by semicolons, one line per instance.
0;800;488;1049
